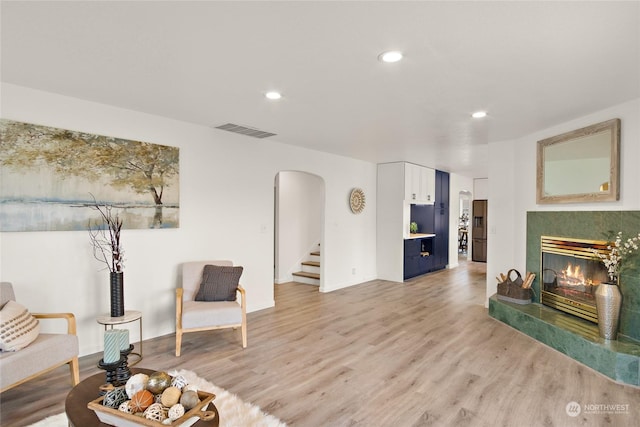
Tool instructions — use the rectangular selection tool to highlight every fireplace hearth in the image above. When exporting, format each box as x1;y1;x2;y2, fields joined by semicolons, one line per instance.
488;211;640;386
540;236;610;323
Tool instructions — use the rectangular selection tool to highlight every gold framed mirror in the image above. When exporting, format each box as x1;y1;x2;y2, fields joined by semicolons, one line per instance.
536;118;620;204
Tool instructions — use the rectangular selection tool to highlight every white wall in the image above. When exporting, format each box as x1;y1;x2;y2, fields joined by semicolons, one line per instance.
0;83;378;356
275;171;323;284
486;98;640;304
474;178;489;199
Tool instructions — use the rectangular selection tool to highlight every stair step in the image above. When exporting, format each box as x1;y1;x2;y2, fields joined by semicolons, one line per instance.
292;271;320;280
310;251;320;256
302;261;320;267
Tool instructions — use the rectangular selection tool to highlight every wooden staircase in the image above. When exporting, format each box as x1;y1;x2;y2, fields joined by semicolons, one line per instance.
292;246;320;286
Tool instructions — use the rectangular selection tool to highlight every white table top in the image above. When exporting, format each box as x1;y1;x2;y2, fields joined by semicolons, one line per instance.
96;310;142;325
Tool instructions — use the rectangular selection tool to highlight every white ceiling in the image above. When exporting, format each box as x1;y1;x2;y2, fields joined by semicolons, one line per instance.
2;1;639;178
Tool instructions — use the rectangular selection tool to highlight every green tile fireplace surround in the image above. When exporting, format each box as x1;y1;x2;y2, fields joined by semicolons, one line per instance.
489;211;640;387
489;296;640;386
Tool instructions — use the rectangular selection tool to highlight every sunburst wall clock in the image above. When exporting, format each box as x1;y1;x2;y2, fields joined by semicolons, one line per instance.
349;188;366;214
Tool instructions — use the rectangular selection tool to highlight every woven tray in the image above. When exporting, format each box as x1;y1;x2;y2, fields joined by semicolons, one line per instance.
88;390;215;427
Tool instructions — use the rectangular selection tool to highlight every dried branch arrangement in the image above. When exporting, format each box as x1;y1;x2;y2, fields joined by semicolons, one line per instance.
88;199;124;273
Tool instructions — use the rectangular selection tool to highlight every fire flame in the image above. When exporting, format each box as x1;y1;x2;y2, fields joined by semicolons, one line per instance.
563;264;584;282
558;262;595;287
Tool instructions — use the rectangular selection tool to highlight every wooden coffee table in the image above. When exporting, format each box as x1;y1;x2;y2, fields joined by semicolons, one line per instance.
65;368;219;426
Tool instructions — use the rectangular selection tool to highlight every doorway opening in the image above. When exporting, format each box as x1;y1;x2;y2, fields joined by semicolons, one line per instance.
274;171;325;296
458;190;472;262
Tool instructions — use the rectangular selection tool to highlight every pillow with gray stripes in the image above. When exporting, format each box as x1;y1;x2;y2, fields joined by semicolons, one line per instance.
0;300;40;352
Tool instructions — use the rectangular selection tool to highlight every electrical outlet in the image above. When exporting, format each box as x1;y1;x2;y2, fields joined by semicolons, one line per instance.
352;268;356;275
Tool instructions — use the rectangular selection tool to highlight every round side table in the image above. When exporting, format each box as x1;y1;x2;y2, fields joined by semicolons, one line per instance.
96;310;143;365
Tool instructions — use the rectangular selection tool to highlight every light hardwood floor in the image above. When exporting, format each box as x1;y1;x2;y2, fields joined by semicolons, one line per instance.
1;260;639;426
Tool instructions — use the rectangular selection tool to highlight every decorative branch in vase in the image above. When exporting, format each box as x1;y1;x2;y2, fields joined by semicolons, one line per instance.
88;197;125;317
590;231;640;340
590;231;640;284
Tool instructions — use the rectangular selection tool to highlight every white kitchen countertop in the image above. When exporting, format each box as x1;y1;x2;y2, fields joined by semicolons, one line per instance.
406;233;436;239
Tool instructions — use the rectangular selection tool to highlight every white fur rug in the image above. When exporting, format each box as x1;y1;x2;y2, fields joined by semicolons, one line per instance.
29;369;286;427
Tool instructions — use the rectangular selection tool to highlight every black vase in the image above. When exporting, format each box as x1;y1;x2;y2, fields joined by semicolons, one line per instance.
109;272;125;317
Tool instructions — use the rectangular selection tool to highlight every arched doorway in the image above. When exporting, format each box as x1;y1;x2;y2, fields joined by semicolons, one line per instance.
458;190;472;261
274;171;325;294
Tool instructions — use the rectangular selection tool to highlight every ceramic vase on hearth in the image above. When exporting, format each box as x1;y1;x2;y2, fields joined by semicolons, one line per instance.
595;282;622;340
110;272;125;317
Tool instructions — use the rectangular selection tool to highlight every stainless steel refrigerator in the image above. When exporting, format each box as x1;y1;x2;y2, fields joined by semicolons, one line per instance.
472;199;487;262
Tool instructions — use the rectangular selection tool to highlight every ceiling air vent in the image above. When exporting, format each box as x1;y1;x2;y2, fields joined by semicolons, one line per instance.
214;123;276;139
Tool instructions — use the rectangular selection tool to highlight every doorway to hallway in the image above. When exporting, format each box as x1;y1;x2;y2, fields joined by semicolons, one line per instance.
274;171;325;297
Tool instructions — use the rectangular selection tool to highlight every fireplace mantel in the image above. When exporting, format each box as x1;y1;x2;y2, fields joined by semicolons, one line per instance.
526;211;640;341
489;210;640;387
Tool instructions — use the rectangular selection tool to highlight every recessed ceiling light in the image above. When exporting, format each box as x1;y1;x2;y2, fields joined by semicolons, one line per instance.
472;111;487;118
265;91;282;100
378;51;403;63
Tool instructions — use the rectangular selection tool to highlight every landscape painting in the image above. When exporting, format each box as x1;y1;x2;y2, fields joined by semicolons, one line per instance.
0;119;179;232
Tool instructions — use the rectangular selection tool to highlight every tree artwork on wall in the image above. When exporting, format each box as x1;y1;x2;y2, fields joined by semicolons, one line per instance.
0;119;179;231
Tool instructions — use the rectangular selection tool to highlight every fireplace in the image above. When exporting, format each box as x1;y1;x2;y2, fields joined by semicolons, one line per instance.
540;236;610;323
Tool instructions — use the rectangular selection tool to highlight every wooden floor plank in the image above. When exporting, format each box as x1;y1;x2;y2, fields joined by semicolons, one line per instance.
1;259;639;426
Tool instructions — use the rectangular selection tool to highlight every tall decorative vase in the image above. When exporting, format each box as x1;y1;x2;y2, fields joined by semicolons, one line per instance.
110;272;125;317
595;282;622;340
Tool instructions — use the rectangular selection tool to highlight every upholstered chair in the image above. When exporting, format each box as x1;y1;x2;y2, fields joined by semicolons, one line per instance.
175;260;247;356
0;282;80;393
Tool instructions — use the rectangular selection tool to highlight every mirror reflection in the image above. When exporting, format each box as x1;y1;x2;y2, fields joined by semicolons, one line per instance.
537;119;620;204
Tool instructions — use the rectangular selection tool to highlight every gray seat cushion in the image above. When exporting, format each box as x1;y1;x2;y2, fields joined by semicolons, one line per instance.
181;301;242;329
0;332;79;390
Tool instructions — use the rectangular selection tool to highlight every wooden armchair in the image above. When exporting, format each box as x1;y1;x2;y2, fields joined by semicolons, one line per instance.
0;282;80;393
175;261;247;356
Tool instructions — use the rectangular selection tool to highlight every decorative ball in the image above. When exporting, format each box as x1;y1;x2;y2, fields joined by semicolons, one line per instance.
103;387;128;408
144;402;167;422
168;403;185;420
130;389;154;412
125;373;149;399
147;371;172;394
183;384;198;393
179;390;200;410
170;374;189;391
118;400;133;414
161;386;182;407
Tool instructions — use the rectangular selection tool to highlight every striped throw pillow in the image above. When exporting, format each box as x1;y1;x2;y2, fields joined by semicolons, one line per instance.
0;300;40;352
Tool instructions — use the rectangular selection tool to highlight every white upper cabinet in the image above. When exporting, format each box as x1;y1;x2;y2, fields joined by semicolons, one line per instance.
404;163;420;202
404;163;435;204
421;166;435;203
